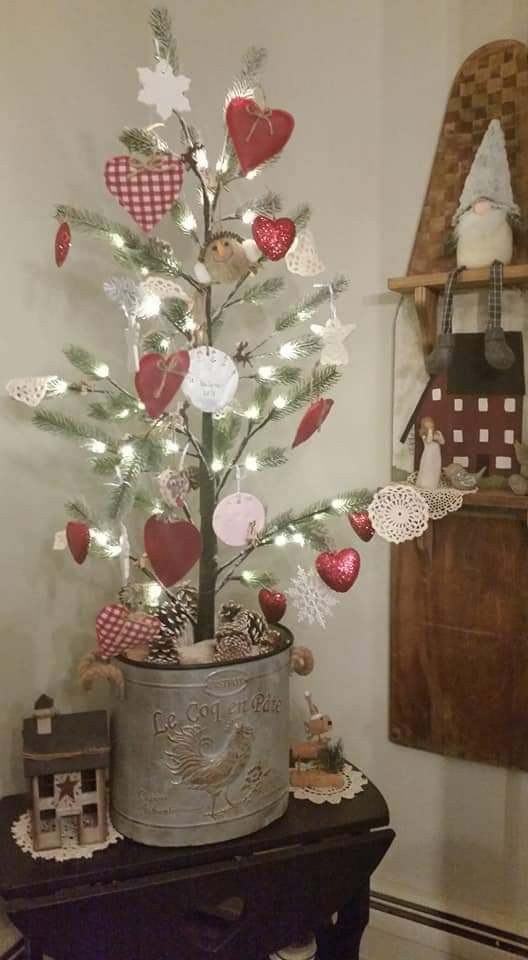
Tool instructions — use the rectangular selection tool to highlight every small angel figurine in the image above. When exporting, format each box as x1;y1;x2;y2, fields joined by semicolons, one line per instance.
416;417;445;490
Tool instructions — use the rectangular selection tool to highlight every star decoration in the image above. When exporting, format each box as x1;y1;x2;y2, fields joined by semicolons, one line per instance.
57;775;77;801
310;316;356;367
137;60;191;120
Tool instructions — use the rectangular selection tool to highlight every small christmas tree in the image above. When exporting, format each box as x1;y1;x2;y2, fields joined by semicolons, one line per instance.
8;8;371;658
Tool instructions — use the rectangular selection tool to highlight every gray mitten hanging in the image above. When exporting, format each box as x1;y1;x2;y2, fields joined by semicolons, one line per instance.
425;267;464;375
484;260;515;370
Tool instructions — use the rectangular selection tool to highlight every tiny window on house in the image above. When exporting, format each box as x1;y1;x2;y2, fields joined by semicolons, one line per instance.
81;769;97;793
38;774;54;798
40;808;57;831
82;803;99;827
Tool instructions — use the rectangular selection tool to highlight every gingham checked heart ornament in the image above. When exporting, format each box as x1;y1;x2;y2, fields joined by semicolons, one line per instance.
96;603;160;659
104;154;184;233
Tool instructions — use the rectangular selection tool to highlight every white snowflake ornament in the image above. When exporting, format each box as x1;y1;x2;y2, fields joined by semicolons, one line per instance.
311;316;356;367
137;60;191;120
289;565;340;629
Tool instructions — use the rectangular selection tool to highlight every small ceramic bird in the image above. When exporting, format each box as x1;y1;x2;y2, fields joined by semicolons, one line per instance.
194;232;260;284
443;462;486;491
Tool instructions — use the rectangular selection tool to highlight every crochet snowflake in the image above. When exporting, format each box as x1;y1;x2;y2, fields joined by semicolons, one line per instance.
289;565;340;629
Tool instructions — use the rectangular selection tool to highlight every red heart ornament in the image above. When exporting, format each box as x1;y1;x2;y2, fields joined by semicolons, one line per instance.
104;154;184;233
258;588;287;624
348;511;375;543
96;603;160;659
252;215;296;261
292;398;334;449
134;350;189;419
226;97;295;174
66;521;90;564
315;548;361;593
144;516;202;587
55;222;71;267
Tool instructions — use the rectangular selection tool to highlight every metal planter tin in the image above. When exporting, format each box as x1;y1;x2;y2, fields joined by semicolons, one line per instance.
111;633;292;847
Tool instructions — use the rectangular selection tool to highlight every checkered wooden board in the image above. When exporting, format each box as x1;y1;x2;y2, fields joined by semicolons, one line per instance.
409;40;528;275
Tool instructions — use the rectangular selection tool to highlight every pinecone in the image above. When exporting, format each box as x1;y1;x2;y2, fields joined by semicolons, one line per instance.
146;633;181;665
219;601;244;624
232;610;267;643
214;626;252;663
258;627;283;654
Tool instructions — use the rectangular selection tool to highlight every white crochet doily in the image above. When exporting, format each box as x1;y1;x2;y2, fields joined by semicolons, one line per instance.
406;473;464;520
11;810;122;861
368;483;429;543
6;376;57;407
285;227;325;277
289;762;368;805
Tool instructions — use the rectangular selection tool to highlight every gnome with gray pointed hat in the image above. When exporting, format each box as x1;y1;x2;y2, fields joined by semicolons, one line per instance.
426;119;522;376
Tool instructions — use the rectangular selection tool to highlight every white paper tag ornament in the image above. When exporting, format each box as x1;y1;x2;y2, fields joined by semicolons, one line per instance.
7;377;55;407
159;468;191;508
181;347;239;413
213;492;266;546
285;227;324;277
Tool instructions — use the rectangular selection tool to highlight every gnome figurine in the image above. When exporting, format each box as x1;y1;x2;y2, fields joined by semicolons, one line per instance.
194;231;260;284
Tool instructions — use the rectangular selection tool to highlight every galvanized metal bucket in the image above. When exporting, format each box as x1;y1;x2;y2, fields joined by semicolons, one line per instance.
111;632;292;847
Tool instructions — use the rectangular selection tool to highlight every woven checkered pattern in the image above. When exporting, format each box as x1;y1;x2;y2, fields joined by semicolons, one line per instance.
409;40;528;274
488;259;503;328
96;603;160;659
104;155;184;234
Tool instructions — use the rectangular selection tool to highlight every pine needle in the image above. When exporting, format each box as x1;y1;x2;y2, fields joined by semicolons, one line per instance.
119;127;170;157
242;277;285;305
274;275;348;332
149;7;179;71
33;409;115;448
270;366;340;419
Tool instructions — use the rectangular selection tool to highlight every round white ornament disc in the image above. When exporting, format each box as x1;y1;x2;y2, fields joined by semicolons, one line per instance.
212;493;266;546
181;347;239;413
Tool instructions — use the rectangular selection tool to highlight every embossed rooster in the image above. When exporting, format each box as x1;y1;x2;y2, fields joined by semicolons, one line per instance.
164;722;254;818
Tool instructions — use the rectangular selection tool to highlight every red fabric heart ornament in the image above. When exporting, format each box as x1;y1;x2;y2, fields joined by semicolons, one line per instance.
292;398;334;449
348;511;375;543
315;548;361;593
225;97;295;174
104;154;184;233
55;222;71;267
134;350;189;418
96;603;160;659
144;516;202;587
66;521;90;564
258;588;287;624
252;216;296;261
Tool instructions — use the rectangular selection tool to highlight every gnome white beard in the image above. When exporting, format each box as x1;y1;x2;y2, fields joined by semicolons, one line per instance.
455;206;512;268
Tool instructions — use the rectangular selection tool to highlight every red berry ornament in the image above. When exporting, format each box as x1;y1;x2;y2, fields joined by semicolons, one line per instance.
348;510;375;542
55;222;71;267
259;588;287;624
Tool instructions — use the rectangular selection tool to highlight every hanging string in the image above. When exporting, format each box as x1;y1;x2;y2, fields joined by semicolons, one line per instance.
313;282;336;321
178;441;190;471
235;465;242;501
119;523;130;586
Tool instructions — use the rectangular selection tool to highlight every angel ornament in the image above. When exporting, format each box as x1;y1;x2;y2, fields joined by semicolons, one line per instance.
311;283;355;367
416;417;445;490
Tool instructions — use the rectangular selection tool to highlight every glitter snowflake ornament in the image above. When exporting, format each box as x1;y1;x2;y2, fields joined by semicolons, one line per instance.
137;60;191;119
289;565;340;629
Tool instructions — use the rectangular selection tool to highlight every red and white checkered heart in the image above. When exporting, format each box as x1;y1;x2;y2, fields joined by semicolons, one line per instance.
96;603;160;659
104;155;184;234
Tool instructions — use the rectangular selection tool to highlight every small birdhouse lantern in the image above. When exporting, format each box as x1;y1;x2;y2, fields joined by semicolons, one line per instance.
22;697;110;851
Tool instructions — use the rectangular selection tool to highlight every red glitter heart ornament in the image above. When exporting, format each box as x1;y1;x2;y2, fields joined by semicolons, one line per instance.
144;515;202;587
104;154;184;233
134;350;189;419
258;588;287;624
252;215;296;261
348;510;375;543
292;398;334;449
55;222;71;267
96;603;160;659
66;521;90;564
315;548;361;593
225;97;295;174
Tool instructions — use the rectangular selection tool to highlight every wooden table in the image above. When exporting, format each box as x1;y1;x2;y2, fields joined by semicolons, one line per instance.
0;779;394;960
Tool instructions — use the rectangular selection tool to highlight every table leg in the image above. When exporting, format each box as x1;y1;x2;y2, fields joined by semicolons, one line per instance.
27;942;45;960
316;884;370;960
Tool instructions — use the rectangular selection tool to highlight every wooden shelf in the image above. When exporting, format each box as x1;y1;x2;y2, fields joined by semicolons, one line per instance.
387;264;528;356
463;488;528;510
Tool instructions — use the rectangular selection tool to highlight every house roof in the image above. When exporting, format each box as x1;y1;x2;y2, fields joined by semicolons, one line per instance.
23;710;110;777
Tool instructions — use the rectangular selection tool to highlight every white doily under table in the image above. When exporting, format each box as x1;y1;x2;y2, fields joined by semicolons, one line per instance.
289;762;368;805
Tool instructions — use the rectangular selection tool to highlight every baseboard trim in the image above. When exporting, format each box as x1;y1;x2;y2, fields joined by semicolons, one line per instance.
370;892;528;958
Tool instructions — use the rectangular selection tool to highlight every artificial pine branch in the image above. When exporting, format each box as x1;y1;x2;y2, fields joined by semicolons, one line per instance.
224;46;268;109
141;330;171;354
33;409;116;449
256;365;300;385
64;499;94;524
317;739;345;773
238;570;277;589
240;277;285;306
63;345;105;379
291;204;312;228
90;453;122;476
254;446;288;469
108;453;143;520
149;6;179;71
213;414;241;459
274;275;348;332
270;366;340;418
278;334;321;359
261;488;373;542
119;126;170;156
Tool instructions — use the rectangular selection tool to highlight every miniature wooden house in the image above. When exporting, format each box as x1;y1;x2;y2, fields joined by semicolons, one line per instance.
412;332;525;476
22;695;110;851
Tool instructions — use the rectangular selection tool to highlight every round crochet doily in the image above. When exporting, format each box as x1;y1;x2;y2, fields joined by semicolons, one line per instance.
406;473;464;520
11;810;122;862
289;762;368;805
368;483;429;543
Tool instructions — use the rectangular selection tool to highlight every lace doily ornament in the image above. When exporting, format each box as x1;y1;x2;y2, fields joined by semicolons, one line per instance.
368;483;429;543
11;810;122;862
406;473;464;520
289;762;368;805
6;376;59;407
285;228;325;277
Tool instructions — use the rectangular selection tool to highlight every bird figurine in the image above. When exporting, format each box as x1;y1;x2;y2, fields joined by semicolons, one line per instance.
194;231;260;284
443;462;486;491
416;417;445;490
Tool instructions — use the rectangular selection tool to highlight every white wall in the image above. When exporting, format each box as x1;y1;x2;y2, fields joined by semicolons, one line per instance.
1;0;527;940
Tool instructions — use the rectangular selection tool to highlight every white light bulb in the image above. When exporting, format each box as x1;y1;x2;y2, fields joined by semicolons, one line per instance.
140;267;149;277
51;378;69;395
216;155;229;173
274;534;288;547
297;309;313;323
211;457;224;472
258;365;275;381
107;544;122;558
183;316;197;332
116;408;130;419
195;147;208;171
110;233;125;249
279;341;298;360
120;443;135;460
331;498;346;511
140;292;161;318
273;395;287;410
90;529;110;547
147;583;163;602
94;363;110;378
241;570;253;582
245;454;259;472
164;439;179;454
160;337;170;350
245;404;260;420
313;512;324;521
152;502;164;515
242;208;256;225
292;532;305;546
87;439;107;454
181;212;197;232
137;401;146;411
246;169;259;180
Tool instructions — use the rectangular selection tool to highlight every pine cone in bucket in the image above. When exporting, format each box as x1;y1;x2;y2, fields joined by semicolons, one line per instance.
214;626;252;662
258;627;283;653
232;610;267;643
219;601;244;623
146;633;181;665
